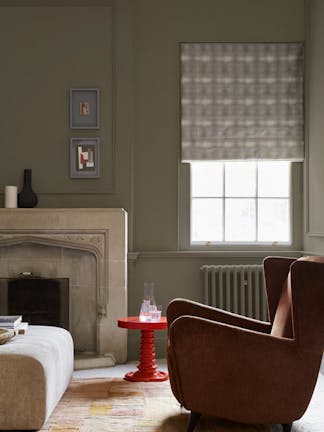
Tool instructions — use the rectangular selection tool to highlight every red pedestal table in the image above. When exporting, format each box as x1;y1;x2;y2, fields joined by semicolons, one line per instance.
117;316;169;382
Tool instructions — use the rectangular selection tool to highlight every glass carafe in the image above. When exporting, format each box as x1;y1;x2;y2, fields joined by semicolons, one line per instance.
139;282;156;321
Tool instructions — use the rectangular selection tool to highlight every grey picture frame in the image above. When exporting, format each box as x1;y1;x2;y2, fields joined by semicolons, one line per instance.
70;88;99;129
70;137;100;178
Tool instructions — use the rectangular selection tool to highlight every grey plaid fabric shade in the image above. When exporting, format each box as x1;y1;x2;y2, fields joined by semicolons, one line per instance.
181;43;304;161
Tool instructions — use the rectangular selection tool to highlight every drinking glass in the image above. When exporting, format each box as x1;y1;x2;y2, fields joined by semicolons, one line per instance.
150;305;162;321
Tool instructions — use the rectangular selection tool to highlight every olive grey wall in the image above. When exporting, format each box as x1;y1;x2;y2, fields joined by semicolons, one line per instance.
0;0;305;359
0;0;135;245
133;0;305;251
304;0;324;254
131;0;304;359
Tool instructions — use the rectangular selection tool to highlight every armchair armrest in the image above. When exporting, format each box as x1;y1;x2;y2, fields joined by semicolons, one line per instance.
167;298;271;333
168;315;316;424
263;256;296;323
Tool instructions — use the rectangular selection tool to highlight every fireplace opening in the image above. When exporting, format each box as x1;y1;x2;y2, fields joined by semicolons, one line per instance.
0;276;69;329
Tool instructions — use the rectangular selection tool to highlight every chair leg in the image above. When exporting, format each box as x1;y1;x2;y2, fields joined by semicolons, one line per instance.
282;423;292;432
187;411;201;432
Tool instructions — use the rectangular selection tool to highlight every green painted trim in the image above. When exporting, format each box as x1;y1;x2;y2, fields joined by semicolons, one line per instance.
0;0;112;6
128;250;302;261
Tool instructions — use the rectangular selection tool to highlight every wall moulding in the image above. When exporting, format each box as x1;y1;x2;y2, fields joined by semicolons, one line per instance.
0;5;115;196
127;250;302;263
0;1;113;10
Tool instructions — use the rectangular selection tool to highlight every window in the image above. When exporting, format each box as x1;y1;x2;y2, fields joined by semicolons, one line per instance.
190;161;291;245
179;42;303;250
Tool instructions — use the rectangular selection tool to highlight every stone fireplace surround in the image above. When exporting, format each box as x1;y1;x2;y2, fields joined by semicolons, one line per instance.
0;208;127;369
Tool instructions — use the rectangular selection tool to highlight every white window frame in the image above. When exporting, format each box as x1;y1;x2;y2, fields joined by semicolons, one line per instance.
178;162;303;252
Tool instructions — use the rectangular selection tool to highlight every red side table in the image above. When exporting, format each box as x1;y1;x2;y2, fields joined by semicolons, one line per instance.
118;316;169;382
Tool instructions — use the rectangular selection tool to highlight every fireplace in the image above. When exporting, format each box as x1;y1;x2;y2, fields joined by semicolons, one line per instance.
0;276;69;329
0;208;128;369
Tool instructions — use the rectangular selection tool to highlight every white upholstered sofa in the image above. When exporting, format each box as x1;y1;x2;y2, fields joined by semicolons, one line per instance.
0;325;74;430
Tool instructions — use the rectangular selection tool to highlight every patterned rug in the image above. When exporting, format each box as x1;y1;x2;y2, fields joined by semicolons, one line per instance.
40;378;282;432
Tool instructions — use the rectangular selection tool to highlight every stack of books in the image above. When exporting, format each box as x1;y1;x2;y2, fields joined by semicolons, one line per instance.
0;315;22;329
0;316;28;334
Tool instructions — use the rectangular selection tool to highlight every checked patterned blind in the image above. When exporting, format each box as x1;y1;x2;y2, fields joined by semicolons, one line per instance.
181;43;304;161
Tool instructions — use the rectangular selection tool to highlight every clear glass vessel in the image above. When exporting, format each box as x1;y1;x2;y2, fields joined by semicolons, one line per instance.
139;282;156;321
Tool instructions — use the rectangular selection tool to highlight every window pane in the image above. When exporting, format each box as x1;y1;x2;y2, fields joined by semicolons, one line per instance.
225;199;256;241
258;162;290;197
225;162;256;197
190;161;292;245
191;162;223;197
258;199;290;242
191;198;223;242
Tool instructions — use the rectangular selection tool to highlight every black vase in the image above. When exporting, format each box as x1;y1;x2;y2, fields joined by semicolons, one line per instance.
18;169;38;208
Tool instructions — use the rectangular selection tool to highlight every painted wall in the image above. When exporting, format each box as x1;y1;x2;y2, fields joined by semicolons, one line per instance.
0;0;135;246
133;0;305;251
0;0;305;359
131;0;304;358
0;5;114;195
304;0;324;255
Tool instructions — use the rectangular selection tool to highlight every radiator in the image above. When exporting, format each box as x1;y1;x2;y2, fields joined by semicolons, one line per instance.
201;264;268;321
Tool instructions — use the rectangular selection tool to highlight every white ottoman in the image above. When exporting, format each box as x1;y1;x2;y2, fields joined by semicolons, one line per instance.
0;325;74;430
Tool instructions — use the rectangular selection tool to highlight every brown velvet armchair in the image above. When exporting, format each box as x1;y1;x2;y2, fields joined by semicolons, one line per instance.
167;256;324;432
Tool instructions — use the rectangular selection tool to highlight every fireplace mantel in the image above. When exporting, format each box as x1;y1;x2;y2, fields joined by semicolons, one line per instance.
0;208;128;368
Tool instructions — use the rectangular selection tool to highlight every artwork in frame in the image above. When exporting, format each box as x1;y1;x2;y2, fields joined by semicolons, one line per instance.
70;88;99;129
70;137;100;178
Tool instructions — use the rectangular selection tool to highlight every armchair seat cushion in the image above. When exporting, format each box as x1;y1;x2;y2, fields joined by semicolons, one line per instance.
0;325;74;430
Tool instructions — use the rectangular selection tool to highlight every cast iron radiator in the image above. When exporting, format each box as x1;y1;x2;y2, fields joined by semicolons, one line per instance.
201;264;268;321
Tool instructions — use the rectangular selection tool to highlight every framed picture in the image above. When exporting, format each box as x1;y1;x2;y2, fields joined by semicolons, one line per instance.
70;137;100;178
70;88;99;129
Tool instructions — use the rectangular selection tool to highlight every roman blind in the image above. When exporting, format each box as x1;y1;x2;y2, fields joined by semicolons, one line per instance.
181;43;304;161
